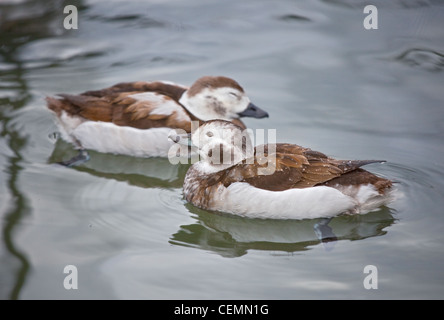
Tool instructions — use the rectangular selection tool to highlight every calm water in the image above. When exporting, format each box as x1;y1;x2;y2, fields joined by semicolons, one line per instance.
1;0;444;299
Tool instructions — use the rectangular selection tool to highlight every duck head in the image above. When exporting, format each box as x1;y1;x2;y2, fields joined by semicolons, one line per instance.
170;120;255;172
179;76;269;122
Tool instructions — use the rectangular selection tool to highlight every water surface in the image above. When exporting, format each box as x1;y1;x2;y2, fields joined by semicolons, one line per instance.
1;0;444;299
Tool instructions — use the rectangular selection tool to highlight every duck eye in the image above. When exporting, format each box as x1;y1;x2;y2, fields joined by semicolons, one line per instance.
229;92;238;98
206;131;214;137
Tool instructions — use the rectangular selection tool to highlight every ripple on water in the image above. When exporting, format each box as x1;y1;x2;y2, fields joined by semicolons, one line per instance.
394;48;444;72
277;14;312;23
375;161;444;218
18;38;110;70
73;179;169;242
86;13;167;29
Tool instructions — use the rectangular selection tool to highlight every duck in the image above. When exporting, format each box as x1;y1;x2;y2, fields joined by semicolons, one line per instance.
178;120;394;220
46;76;268;160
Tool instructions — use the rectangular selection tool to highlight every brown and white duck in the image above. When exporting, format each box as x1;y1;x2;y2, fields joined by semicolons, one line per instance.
46;76;268;158
179;120;394;220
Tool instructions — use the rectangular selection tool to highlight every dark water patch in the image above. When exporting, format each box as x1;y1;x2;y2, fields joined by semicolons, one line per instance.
110;52;206;68
394;48;444;72
86;13;166;29
0;0;88;48
16;38;110;71
277;14;311;23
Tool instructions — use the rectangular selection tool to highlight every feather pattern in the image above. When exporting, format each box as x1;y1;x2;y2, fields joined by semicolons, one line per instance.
46;77;266;157
183;120;394;219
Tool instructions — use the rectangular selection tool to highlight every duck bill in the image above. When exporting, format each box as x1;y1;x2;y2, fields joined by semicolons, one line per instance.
237;102;269;118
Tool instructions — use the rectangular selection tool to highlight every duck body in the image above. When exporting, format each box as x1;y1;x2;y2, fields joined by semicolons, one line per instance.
182;121;393;220
46;76;268;158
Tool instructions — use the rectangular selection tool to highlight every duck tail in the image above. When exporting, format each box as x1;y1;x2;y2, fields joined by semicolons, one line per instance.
335;159;386;174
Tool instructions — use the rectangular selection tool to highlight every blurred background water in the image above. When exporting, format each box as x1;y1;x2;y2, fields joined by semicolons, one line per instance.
1;0;444;299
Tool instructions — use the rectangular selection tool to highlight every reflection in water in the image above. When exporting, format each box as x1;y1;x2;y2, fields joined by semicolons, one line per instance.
0;24;31;302
0;0;86;299
1;139;30;300
313;218;337;252
47;139;191;189
0;106;31;299
170;204;396;258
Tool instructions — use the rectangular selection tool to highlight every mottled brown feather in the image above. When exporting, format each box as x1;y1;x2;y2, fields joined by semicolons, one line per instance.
56;94;114;122
209;143;392;193
46;81;247;132
320;168;392;194
81;81;187;101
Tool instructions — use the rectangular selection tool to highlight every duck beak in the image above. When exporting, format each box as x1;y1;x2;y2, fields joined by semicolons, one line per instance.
168;131;192;146
237;102;269;118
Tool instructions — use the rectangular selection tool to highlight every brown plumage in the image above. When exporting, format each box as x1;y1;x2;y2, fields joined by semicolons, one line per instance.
46;80;248;133
186;76;244;97
183;120;393;218
188;143;391;194
46;77;271;159
184;145;392;212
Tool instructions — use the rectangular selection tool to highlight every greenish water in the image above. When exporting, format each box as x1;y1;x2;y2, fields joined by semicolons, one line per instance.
1;0;444;299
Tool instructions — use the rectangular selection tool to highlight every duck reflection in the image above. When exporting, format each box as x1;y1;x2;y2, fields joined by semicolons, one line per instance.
0;0;86;300
170;204;396;257
48;139;191;188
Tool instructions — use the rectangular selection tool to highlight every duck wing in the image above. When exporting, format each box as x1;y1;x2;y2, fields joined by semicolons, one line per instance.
46;81;193;131
213;143;387;191
80;81;187;101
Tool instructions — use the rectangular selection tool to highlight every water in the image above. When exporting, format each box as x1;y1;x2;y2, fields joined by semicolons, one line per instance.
1;0;444;299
